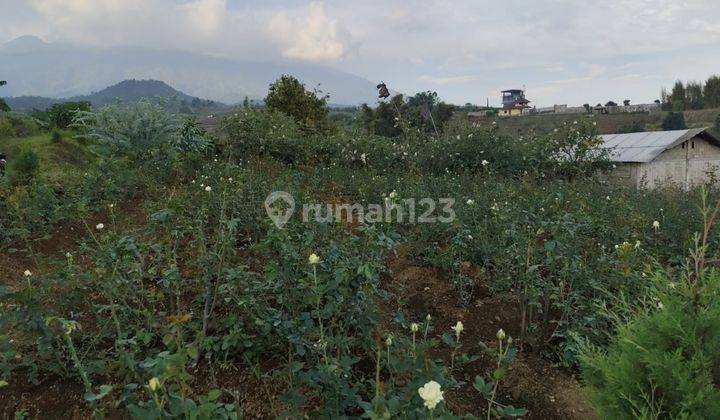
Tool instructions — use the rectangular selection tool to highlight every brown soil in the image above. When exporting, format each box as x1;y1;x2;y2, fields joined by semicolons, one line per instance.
2;202;596;418
384;246;597;419
0;196;147;286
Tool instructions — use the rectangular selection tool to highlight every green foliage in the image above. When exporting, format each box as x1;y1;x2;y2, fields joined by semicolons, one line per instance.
50;130;62;143
359;92;456;137
47;101;91;129
0;98;9;112
265;75;330;133
7;148;39;186
617;121;646;133
670;81;686;111
662;112;687;130
705;76;720;109
0;112;42;139
220;106;305;163
581;266;720;418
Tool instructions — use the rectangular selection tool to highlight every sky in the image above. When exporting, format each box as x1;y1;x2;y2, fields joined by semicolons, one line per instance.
2;0;720;107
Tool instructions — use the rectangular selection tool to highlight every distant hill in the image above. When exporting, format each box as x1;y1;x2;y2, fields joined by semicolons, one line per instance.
0;36;384;106
4;79;226;112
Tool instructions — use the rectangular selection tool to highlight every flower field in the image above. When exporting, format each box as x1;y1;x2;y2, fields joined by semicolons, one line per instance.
1;100;719;419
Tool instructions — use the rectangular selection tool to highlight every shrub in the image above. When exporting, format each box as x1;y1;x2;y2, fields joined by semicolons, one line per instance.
47;101;92;129
662;112;687;130
51;130;62;143
74;102;179;155
220;107;306;163
7;148;40;186
581;269;720;418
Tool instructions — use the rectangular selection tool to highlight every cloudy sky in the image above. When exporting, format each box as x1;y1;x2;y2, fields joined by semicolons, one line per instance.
2;0;720;106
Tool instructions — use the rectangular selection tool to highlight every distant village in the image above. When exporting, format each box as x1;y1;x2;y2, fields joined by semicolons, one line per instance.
468;89;661;120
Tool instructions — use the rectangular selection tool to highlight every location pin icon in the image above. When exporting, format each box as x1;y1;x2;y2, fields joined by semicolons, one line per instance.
264;191;295;228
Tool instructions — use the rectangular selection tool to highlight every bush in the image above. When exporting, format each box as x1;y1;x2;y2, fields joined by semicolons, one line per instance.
47;101;92;129
7;148;40;186
581;265;720;418
662;112;687;130
51;130;62;143
0;112;42;139
220;107;306;164
74;102;179;155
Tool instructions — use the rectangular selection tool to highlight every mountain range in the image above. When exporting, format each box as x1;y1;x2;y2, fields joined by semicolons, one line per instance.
0;35;382;106
4;79;221;112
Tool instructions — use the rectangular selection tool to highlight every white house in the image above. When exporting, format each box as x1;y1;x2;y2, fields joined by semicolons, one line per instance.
599;128;720;189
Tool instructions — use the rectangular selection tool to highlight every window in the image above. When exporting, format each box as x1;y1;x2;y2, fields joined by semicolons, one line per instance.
682;142;685;149
692;141;695;149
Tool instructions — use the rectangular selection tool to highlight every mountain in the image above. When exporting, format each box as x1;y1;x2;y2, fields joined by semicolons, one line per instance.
0;36;382;106
4;79;224;112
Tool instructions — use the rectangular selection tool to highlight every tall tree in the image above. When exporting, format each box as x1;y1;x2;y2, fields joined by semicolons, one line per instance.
670;81;687;111
704;75;720;109
685;81;704;110
0;80;8;112
265;75;330;134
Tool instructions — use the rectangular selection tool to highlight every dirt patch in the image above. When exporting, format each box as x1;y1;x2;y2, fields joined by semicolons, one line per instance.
383;246;596;419
0;196;147;286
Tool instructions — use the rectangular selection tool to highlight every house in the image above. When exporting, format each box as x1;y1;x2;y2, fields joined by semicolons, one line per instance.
499;89;530;117
599;128;720;189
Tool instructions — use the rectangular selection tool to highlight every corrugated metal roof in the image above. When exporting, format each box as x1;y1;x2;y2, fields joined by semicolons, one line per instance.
598;128;711;163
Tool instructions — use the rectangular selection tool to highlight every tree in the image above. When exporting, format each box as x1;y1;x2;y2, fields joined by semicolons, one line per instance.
623;99;631;106
265;75;330;133
685;81;704;110
0;80;8;112
405;91;455;134
704;75;720;109
605;101;618;107
48;101;92;129
670;81;687;111
712;113;720;137
662;112;687;130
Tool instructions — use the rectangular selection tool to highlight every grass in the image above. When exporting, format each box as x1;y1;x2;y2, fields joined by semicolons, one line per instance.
0;131;96;183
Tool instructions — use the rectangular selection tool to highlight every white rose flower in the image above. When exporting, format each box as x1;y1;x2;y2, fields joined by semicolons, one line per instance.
308;253;320;265
418;381;444;410
451;321;464;340
148;377;161;391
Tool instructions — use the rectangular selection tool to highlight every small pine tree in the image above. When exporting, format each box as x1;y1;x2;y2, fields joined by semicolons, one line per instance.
662;112;687;130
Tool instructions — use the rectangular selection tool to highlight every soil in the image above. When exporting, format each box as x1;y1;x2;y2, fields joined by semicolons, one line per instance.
1;200;597;419
384;246;596;419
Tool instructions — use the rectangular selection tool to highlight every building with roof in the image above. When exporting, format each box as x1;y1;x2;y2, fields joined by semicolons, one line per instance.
499;89;530;117
599;128;720;189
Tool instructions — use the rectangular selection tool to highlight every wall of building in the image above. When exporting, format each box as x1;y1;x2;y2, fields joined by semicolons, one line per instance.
629;137;720;189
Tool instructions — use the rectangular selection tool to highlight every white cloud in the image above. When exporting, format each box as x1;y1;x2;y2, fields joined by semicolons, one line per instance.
3;0;720;104
269;2;349;62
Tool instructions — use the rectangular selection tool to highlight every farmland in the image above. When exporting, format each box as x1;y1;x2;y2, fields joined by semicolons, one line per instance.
1;87;720;419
